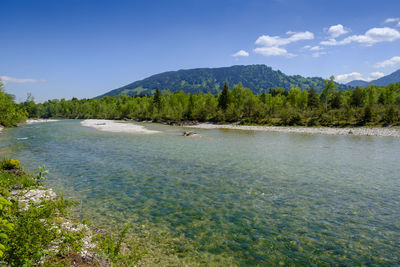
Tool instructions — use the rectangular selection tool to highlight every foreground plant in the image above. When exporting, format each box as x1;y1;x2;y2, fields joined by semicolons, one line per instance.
0;158;145;266
0;158;87;266
95;224;145;266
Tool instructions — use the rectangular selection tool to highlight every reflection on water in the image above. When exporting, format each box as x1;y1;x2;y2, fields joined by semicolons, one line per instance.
1;120;400;265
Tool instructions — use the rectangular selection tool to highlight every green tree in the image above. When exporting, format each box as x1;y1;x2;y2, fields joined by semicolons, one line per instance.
383;105;397;125
153;88;162;110
330;92;342;109
185;93;194;120
307;87;319;109
350;87;364;107
320;76;337;110
362;105;373;124
218;82;231;111
0;82;27;127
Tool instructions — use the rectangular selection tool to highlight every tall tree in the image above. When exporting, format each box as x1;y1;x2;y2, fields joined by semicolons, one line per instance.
350;87;364;107
330;92;342;109
218;82;231;111
153;88;162;110
320;76;337;110
307;87;319;109
185;93;194;120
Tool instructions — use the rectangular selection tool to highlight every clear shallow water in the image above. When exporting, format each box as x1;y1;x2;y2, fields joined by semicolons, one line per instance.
1;120;400;265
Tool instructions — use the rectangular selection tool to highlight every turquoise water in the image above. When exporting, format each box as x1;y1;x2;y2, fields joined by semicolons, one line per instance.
1;120;400;265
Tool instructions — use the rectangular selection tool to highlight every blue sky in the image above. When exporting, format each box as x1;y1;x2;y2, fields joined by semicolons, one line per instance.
1;0;400;102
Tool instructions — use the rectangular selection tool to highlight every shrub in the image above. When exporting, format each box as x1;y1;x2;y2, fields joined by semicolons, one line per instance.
0;197;14;258
0;158;22;171
5;195;82;266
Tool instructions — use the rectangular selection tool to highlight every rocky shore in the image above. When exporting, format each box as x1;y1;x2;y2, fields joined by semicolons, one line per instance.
188;123;400;137
9;187;98;264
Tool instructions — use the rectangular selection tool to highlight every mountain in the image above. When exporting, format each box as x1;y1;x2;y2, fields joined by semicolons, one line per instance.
371;69;400;86
346;80;369;87
98;65;348;98
346;69;400;87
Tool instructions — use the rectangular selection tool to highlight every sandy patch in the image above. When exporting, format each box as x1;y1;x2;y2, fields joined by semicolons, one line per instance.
81;119;160;134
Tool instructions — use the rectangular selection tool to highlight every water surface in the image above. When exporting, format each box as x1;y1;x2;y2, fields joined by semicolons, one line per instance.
1;120;399;265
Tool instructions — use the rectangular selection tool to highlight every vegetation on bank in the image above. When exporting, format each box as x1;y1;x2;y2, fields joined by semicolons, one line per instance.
26;78;400;127
0;82;26;127
0;158;144;266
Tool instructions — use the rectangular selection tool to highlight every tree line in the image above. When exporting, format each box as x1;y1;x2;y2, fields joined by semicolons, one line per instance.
3;78;400;128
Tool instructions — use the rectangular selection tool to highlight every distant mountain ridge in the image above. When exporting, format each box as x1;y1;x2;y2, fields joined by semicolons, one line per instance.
98;65;349;98
346;80;369;87
346;69;400;87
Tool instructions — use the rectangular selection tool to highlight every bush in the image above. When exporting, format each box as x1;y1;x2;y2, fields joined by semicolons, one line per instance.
5;195;83;266
0;158;22;171
0;197;14;258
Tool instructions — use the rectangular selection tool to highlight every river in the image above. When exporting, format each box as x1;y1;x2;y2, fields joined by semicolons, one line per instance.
1;120;399;265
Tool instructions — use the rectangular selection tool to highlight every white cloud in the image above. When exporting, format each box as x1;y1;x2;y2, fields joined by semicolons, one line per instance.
310;45;322;51
253;47;295;57
336;72;364;83
375;56;400;68
385;18;400;27
320;38;338;46
232;50;249;57
321;27;400;46
312;51;327;58
302;45;325;57
255;31;314;47
335;71;385;83
0;76;45;84
327;24;349;38
367;72;384;81
254;30;313;57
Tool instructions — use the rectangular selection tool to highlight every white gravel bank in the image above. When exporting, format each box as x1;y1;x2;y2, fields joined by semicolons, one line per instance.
26;119;60;124
188;123;400;137
81;119;160;134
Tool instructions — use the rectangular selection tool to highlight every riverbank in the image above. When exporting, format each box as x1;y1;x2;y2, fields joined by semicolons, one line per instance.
20;118;400;137
81;119;160;134
187;123;400;137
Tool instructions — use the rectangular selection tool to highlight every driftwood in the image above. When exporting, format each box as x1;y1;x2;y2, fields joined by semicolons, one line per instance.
183;131;197;137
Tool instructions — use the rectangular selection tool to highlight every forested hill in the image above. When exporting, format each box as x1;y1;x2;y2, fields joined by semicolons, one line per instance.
97;65;348;97
346;69;400;87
